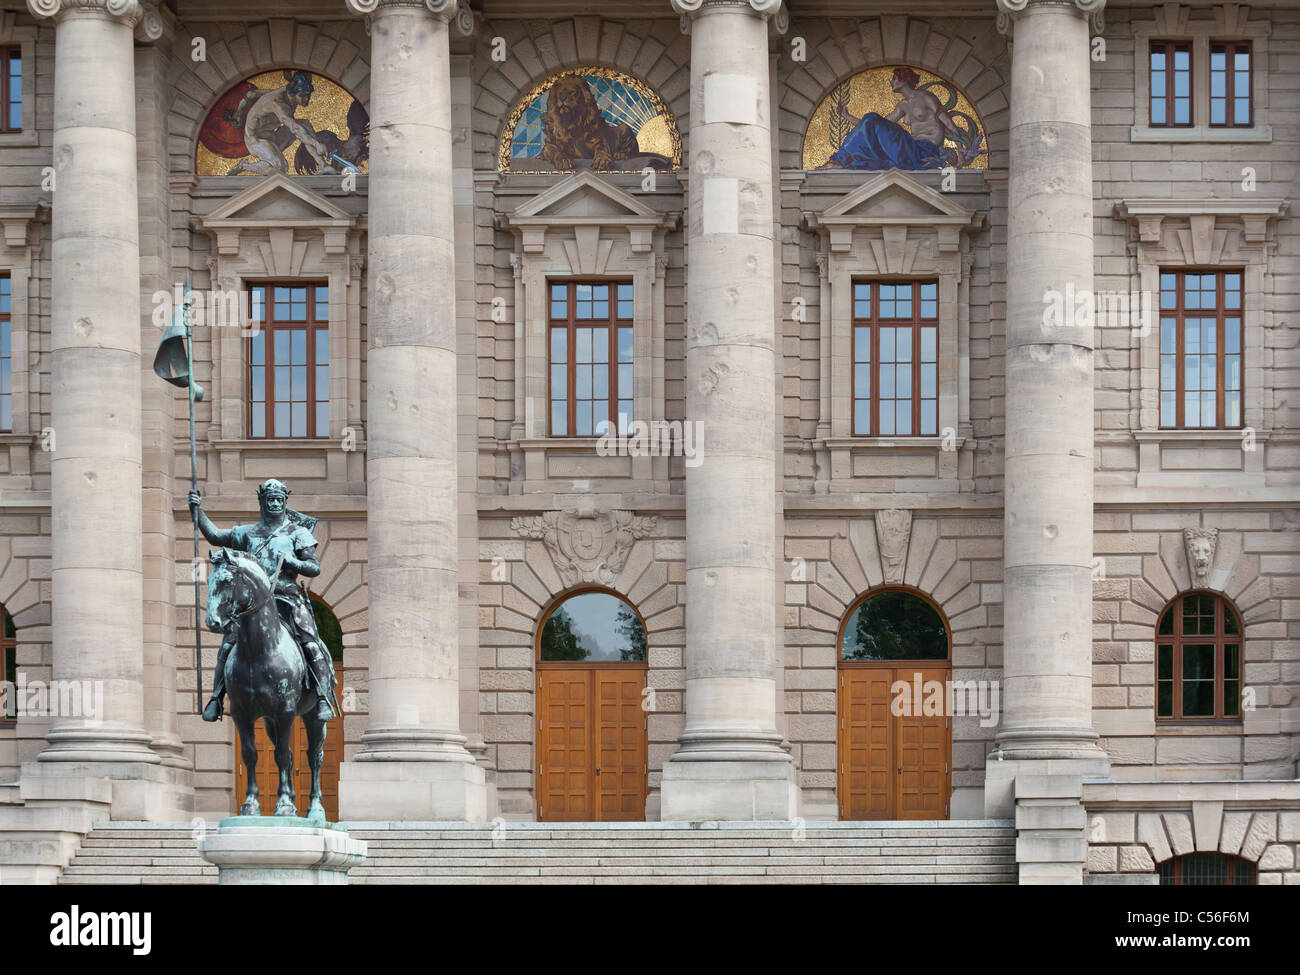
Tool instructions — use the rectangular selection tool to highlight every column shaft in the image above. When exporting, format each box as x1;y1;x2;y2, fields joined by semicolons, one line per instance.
339;0;484;821
659;0;796;821
41;4;155;765
997;2;1107;764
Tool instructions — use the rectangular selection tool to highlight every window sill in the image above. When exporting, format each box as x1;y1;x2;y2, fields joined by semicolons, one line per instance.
1133;429;1267;443
0;130;38;148
1155;721;1244;735
1130;124;1272;143
821;436;964;450
210;437;362;451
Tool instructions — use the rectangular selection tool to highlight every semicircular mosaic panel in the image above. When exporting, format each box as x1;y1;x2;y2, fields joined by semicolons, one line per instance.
196;70;369;176
803;65;987;172
500;67;681;174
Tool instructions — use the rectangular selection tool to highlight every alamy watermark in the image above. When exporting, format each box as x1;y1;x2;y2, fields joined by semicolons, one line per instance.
891;673;1001;729
1042;284;1153;337
1;675;104;721
595;418;705;468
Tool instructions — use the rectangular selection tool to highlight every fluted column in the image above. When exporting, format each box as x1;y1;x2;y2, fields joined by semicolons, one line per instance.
338;0;485;820
30;0;157;767
990;0;1109;808
659;0;797;821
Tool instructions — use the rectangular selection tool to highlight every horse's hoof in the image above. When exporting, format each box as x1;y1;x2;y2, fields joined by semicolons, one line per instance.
240;800;261;816
274;797;297;817
306;799;327;825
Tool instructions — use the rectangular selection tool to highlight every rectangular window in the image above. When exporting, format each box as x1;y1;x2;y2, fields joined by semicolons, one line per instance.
0;273;10;432
548;281;633;437
1158;270;1242;430
247;283;329;439
1150;41;1192;127
1210;41;1251;127
851;281;938;437
0;47;19;133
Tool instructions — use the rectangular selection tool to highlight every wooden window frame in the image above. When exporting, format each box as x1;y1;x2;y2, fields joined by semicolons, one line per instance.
1155;591;1243;724
1209;40;1252;128
246;282;330;440
1149;40;1194;128
0;47;19;135
0;272;10;433
546;280;633;438
1158;269;1244;431
851;280;939;438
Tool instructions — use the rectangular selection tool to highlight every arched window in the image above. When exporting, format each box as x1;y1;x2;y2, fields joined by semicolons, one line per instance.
308;593;344;663
840;589;948;661
1159;853;1256;885
539;590;646;662
0;604;13;726
1156;592;1241;721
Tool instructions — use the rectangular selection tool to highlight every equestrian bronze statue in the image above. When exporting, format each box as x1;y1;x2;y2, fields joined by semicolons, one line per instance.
190;479;338;821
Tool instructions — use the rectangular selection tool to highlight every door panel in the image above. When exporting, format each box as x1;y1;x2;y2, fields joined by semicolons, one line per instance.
538;669;593;822
839;665;950;821
896;667;948;820
538;667;646;822
594;672;646;822
235;662;343;821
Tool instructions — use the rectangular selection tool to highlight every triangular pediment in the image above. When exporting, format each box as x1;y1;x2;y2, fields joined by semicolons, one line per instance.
822;170;974;222
513;171;660;221
202;173;353;225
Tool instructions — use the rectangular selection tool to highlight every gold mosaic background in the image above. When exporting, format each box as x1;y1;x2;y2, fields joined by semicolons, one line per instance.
196;71;367;176
802;65;988;171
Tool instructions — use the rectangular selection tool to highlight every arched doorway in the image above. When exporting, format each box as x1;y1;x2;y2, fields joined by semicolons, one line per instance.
535;589;648;822
234;593;344;820
837;587;951;821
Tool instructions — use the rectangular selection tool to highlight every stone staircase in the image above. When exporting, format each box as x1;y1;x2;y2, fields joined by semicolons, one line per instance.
58;820;1016;884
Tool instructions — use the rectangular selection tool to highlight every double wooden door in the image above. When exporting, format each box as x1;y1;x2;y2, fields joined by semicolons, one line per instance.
838;665;950;820
234;661;343;821
536;665;647;822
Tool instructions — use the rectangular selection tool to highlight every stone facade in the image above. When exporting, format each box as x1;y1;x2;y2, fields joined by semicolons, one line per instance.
0;0;1295;884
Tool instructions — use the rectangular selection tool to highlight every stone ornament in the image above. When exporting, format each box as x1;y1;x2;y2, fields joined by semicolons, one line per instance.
26;0;144;26
512;506;660;587
672;0;788;35
875;509;913;584
345;0;474;34
995;0;1106;36
1183;528;1220;586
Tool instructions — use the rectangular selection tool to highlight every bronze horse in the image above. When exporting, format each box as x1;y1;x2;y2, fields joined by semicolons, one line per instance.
205;548;327;823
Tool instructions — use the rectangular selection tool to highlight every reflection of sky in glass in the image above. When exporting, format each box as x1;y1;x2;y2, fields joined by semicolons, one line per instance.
555;592;637;661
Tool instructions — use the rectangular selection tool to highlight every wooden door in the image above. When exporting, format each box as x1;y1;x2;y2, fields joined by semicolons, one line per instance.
537;666;646;822
234;661;343;821
838;665;951;821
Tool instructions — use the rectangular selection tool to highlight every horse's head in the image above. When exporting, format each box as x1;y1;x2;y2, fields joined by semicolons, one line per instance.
205;549;272;632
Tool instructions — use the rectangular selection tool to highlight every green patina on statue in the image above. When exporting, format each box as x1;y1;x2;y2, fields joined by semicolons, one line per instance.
190;479;338;821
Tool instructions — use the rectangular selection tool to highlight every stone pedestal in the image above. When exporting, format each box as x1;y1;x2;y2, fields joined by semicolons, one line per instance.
197;818;367;885
337;0;485;820
659;0;797;821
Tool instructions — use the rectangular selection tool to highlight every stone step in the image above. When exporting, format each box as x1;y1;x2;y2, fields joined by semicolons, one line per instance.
59;821;1016;885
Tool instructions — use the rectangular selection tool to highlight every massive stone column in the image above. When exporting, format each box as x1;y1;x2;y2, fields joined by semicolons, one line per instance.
30;0;158;771
988;0;1110;826
659;0;797;821
338;0;485;821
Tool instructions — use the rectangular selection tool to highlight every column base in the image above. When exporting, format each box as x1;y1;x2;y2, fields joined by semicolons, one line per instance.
338;760;487;821
19;760;195;821
659;755;798;822
984;753;1110;819
198;818;367;885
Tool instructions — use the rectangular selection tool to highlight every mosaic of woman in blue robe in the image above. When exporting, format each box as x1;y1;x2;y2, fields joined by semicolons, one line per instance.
825;67;983;170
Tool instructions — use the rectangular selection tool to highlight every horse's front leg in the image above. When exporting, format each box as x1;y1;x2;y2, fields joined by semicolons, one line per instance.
271;712;297;816
234;713;261;816
304;713;326;825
